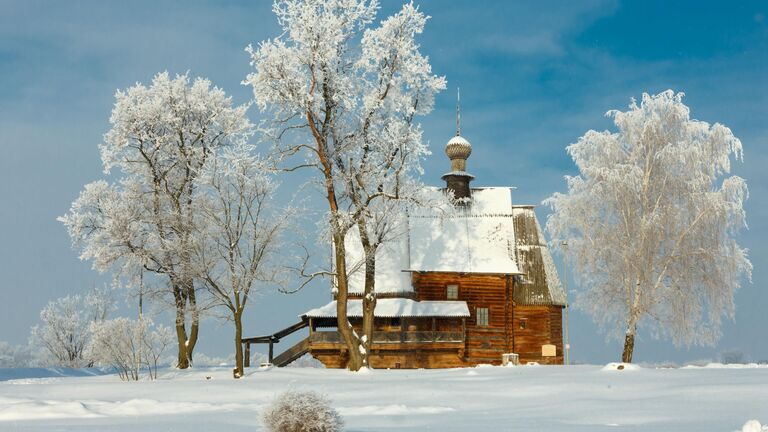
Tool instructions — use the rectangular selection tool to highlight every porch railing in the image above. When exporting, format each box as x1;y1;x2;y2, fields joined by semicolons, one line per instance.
310;330;464;344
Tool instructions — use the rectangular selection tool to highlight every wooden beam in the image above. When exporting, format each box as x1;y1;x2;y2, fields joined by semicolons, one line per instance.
244;343;251;367
505;276;511;352
432;317;436;342
461;317;467;359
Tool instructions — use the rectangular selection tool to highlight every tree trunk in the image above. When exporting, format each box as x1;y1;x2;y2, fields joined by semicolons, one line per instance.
233;309;244;379
360;249;375;369
333;232;364;371
356;219;377;369
169;277;199;369
361;292;375;368
308;102;362;371
186;279;199;365
623;286;640;364
622;331;635;363
172;285;191;369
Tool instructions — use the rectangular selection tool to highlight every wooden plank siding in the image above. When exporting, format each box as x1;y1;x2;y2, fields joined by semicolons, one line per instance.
412;272;563;365
513;305;564;364
413;272;510;364
310;348;469;369
306;271;563;368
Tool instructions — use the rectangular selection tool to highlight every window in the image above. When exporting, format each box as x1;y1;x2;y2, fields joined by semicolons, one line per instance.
391;318;401;329
514;274;532;284
476;307;489;327
446;284;458;299
519;319;527;329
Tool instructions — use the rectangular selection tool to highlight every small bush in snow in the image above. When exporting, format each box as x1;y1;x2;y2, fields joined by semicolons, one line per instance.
88;317;172;381
262;390;343;432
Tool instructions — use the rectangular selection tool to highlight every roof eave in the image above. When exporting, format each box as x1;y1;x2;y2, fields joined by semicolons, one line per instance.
401;269;524;276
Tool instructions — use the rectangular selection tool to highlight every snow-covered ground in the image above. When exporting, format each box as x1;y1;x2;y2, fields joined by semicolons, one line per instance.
1;364;767;431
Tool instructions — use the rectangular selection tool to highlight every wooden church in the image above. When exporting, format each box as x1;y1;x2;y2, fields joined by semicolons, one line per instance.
244;122;566;368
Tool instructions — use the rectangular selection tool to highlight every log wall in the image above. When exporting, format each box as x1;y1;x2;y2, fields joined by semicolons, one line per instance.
307;272;564;368
311;348;468;369
413;272;563;365
414;272;508;363
513;305;564;365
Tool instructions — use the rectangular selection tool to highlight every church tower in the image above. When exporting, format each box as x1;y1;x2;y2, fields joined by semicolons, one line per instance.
442;88;474;201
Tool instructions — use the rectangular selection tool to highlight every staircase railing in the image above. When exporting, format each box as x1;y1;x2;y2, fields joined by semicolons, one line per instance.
272;337;311;367
241;320;309;367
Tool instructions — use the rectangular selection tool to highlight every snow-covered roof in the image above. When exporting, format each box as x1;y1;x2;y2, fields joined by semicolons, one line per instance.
407;188;521;275
469;187;514;213
345;187;524;294
345;224;412;294
302;298;470;318
407;214;520;274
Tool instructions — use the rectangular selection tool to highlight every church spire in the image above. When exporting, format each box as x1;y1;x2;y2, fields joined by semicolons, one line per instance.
456;87;461;136
443;87;474;202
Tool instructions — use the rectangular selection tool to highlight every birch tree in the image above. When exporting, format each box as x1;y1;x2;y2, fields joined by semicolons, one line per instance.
244;0;445;370
195;143;286;378
545;90;752;363
59;72;252;368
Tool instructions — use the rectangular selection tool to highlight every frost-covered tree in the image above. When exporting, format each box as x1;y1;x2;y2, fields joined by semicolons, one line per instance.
59;72;252;369
545;90;751;363
195;143;287;378
244;0;445;370
88;317;173;381
142;322;174;379
0;342;34;368
0;342;17;367
352;187;447;365
30;287;113;368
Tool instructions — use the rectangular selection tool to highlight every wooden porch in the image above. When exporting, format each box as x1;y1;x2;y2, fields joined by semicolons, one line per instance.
307;329;468;369
309;330;464;346
241;320;468;368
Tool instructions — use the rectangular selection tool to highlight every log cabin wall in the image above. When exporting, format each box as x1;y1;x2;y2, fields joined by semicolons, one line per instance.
307;273;564;368
412;272;563;365
513;305;564;364
309;317;468;368
311;349;468;369
412;272;509;364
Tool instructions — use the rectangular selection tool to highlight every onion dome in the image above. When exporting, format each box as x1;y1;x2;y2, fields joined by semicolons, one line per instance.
445;134;472;173
441;88;474;201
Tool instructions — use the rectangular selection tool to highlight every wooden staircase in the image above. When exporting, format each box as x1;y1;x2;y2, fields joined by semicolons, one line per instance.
272;337;311;367
241;320;310;367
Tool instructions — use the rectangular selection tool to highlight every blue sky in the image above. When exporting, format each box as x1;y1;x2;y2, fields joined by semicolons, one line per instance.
1;0;766;364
